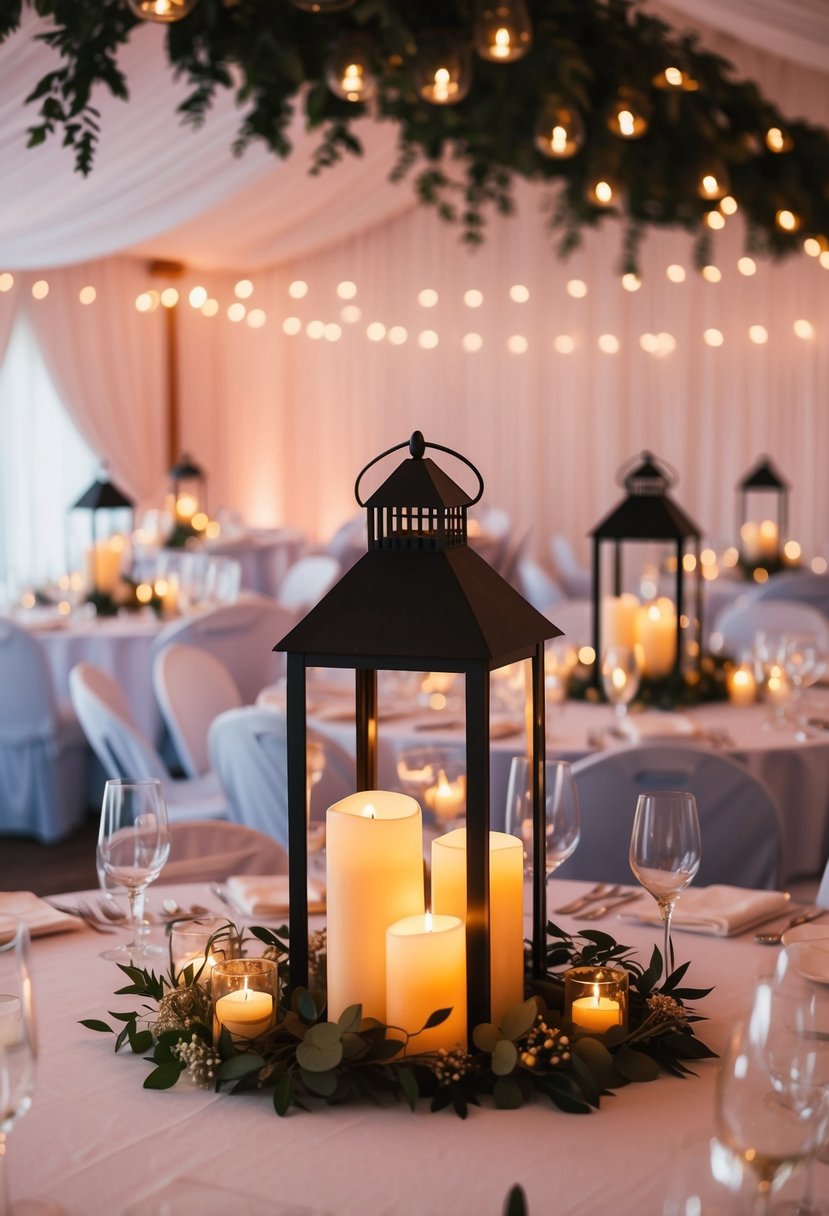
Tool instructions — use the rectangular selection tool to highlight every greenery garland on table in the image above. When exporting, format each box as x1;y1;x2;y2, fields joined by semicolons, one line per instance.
3;1;828;272
82;920;715;1119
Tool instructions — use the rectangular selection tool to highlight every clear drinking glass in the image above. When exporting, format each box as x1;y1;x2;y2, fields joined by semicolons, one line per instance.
0;914;62;1215
629;790;700;974
601;645;641;723
505;757;581;878
716;965;828;1216
96;778;170;962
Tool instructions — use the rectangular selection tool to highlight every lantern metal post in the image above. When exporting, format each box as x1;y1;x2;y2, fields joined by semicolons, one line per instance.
590;452;703;688
276;433;560;1032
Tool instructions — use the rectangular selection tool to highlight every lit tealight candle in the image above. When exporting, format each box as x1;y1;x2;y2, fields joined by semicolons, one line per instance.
214;983;274;1040
424;770;466;824
571;985;622;1034
386;912;467;1054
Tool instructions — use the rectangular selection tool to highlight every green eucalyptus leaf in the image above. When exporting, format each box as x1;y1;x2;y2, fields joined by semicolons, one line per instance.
217;1052;266;1082
500;998;539;1043
337;1004;363;1034
300;1066;338;1098
80;1019;112;1033
472;1022;501;1053
296;1026;344;1073
614;1045;660;1083
143;1061;185;1090
504;1184;528;1216
422;1007;452;1030
397;1066;419;1111
493;1076;524;1110
365;1037;403;1062
129;1029;154;1055
295;989;319;1024
273;1072;293;1116
492;1039;518;1076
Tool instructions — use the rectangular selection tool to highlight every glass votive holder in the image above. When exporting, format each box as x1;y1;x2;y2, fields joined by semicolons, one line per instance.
212;957;278;1044
171;917;240;984
563;966;629;1036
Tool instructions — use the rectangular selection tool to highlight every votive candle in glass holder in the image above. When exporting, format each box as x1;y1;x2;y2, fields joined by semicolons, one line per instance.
212;957;278;1043
564;966;628;1035
171;917;240;984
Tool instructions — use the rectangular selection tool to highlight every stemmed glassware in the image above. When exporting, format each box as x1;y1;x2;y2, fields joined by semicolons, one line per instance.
505;757;581;879
601;645;641;726
716;955;829;1216
629;791;700;974
0;914;62;1215
96;778;170;962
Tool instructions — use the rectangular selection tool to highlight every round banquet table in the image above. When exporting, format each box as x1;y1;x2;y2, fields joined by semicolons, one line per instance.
259;685;829;886
12;878;829;1215
205;527;306;598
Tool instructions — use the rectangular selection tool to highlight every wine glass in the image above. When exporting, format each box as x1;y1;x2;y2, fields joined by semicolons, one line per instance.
96;778;171;962
0;915;63;1215
505;757;580;879
601;645;641;725
629;791;700;974
716;964;828;1216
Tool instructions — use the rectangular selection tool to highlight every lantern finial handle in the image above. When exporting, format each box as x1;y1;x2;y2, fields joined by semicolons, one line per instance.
354;434;485;507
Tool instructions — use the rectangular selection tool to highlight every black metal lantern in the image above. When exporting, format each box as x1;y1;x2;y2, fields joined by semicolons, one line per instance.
275;432;560;1032
590;452;703;686
71;472;135;601
167;453;207;547
737;456;790;574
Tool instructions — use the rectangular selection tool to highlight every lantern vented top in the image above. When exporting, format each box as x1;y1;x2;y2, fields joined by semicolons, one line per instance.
619;451;677;498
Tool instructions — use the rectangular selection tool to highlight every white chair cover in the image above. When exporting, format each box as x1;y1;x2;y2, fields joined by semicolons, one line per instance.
711;597;829;657
153;644;242;778
516;556;565;614
69;662;228;823
549;535;592;599
162;819;288;882
276;555;340;614
749;572;829;617
556;743;782;889
0;618;87;841
208;706;354;849
150;593;297;704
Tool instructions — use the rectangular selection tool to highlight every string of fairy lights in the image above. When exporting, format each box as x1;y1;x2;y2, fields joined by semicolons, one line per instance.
1;243;825;357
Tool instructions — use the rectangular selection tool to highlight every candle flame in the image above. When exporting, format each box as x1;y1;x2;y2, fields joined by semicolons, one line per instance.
425;912;433;933
362;803;376;819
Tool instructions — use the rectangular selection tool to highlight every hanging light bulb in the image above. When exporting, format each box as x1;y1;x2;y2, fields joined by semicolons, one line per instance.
325;34;378;103
765;125;793;153
474;1;532;63
586;174;621;209
289;0;355;11
534;99;585;159
697;161;730;201
652;63;699;92
605;87;651;139
128;0;197;21
775;208;800;232
414;35;473;105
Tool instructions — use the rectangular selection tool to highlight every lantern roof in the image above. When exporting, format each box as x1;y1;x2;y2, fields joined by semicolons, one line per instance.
71;474;134;511
169;453;205;480
738;455;790;491
590;451;701;542
365;453;472;510
276;545;560;663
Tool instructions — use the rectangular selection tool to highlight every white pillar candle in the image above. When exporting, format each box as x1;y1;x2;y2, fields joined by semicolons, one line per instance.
214;985;274;1039
326;791;425;1023
386;913;467;1054
636;601;677;677
431;828;524;1027
84;537;124;596
601;593;640;650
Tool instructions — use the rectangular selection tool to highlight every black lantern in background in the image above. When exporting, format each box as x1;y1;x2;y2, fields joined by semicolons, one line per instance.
167;453;207;547
737;456;790;575
71;472;135;604
276;432;560;1032
590;452;703;687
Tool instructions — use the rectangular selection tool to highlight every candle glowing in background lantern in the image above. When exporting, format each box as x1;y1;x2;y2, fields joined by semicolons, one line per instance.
737;457;791;575
326;791;425;1022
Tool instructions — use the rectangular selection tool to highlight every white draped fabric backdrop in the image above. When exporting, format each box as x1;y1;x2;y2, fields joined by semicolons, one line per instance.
0;2;827;573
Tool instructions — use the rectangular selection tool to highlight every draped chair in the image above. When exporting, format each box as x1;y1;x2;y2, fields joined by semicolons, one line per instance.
556;743;782;889
162;819;288;883
748;572;829;619
153;644;243;778
711;598;829;658
69;662;229;823
276;555;340;615
0;619;87;841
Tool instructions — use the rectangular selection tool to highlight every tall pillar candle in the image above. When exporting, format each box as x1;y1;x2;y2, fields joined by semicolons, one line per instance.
326;791;424;1023
601;593;640;650
431;829;524;1027
386;913;467;1054
636;601;677;677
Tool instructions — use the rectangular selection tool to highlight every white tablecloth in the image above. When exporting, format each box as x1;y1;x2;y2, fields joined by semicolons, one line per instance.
12;879;829;1215
206;528;306;598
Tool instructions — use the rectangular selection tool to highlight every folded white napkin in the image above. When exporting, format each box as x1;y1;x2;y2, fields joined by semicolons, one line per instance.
225;875;326;917
616;712;696;742
0;891;80;938
620;885;790;937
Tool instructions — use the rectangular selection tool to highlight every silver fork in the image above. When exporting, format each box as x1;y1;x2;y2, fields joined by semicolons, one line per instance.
554;883;621;915
580;892;642;920
49;901;117;934
97;898;127;923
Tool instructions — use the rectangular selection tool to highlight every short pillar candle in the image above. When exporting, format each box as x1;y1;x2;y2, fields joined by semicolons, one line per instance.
564;966;628;1035
212;958;278;1043
386;913;467;1054
430;828;524;1027
326;791;425;1023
